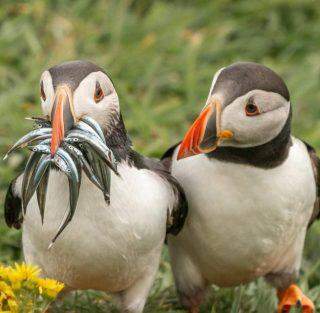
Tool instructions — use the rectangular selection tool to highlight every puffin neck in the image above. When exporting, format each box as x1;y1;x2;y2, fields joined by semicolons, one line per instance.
104;114;133;163
206;111;292;169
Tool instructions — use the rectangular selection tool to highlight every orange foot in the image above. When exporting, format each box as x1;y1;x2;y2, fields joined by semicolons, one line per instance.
277;284;314;313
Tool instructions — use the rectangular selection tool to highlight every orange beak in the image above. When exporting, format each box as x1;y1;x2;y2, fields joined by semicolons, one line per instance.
50;85;75;156
177;98;233;160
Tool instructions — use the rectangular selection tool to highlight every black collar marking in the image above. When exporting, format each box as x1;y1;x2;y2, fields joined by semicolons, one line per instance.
213;62;290;106
103;115;188;236
104;114;133;163
206;110;292;168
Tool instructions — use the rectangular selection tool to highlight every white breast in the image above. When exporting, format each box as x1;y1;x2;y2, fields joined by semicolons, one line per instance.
169;137;316;287
22;163;172;292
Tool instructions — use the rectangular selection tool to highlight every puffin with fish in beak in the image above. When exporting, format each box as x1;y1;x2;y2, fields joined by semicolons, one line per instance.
4;60;187;313
163;62;318;313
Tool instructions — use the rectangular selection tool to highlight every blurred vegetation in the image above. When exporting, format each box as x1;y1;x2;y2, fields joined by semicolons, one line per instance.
0;0;320;312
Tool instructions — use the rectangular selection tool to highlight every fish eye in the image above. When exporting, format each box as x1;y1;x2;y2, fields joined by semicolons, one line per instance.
94;82;104;103
40;81;46;101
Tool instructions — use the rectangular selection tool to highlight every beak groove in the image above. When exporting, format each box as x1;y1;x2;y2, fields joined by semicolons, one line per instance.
177;98;233;160
50;86;75;156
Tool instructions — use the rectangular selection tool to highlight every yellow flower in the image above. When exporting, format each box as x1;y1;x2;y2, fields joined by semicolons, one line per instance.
12;263;41;281
0;262;64;310
0;265;9;280
37;278;64;299
0;281;14;298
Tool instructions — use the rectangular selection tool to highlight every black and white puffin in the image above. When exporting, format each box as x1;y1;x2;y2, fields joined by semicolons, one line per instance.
4;60;187;313
163;62;318;313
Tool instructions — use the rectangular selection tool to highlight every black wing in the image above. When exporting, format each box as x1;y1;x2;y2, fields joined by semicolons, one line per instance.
303;141;320;227
130;149;188;236
4;177;23;229
160;142;188;235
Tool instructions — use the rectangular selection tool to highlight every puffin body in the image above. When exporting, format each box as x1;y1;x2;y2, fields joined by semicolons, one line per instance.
164;62;319;312
5;60;187;313
21;163;170;292
169;137;315;287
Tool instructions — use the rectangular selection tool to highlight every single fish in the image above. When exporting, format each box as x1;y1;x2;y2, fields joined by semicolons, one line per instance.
99;160;111;204
37;138;51;146
32;155;52;221
22;152;43;214
23;154;51;214
36;166;50;225
50;154;80;245
81;116;106;143
26;116;51;127
51;154;69;173
84;147;111;203
4;128;52;159
28;144;51;155
55;148;79;183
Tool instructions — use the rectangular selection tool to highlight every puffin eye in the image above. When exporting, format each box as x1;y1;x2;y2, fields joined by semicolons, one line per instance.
94;82;104;103
245;99;260;116
40;81;46;101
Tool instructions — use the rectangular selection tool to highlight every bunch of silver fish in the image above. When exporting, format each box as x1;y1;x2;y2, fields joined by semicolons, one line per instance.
4;116;118;244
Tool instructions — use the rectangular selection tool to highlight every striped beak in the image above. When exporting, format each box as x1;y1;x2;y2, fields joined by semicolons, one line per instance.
177;98;233;160
50;85;76;156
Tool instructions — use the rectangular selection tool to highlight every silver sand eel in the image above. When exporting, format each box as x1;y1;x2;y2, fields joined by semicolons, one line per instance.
4;116;118;245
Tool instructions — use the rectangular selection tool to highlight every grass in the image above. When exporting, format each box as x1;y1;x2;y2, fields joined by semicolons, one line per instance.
0;0;320;311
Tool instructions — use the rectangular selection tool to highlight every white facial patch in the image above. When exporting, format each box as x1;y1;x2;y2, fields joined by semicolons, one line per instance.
40;71;55;116
73;71;120;129
220;90;290;148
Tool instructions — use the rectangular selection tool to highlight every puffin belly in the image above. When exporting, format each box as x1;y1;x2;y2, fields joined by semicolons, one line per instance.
170;137;316;287
22;163;168;292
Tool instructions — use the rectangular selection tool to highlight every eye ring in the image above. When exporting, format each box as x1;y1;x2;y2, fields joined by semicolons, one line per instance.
245;102;260;116
40;81;46;101
94;82;104;103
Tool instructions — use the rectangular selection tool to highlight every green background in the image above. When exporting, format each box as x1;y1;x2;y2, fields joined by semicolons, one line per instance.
0;0;319;312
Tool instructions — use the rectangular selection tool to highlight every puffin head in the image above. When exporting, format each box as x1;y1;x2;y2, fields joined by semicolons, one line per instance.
39;60;120;155
177;62;291;160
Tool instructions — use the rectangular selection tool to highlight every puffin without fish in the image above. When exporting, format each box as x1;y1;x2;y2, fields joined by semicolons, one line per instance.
4;60;187;313
163;62;319;313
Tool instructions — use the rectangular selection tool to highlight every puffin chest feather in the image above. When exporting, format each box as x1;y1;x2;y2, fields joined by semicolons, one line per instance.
171;138;316;285
22;163;169;291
